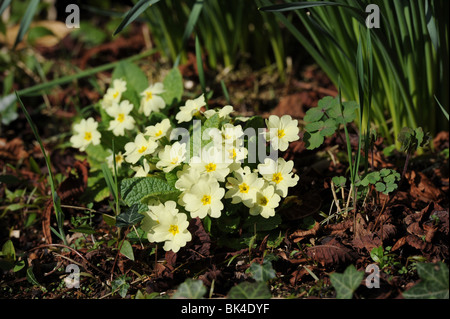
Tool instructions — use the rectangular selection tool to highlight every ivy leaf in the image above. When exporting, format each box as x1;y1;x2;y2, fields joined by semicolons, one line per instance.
172;279;207;299
330;264;364;299
111;275;131;298
403;262;449;299
116;204;144;227
227;281;272;299
248;260;276;282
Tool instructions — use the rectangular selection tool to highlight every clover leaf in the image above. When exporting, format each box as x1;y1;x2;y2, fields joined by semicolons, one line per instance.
303;96;359;150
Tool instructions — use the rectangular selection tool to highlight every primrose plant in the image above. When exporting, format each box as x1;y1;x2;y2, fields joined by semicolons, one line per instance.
70;65;300;253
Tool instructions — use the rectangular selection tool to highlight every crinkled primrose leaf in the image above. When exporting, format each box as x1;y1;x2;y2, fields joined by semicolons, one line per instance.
120;177;180;212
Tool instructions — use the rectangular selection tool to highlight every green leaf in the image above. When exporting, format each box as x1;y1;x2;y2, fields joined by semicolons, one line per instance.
304;106;326;123
13;0;40;49
172;279;207;299
375;182;386;193
0;0;11;16
320;118;338;137
259;1;352;12
116;204;144;228
26;267;41;287
160;67;183;107
101;163;117;202
112;60;148;107
304;131;324;150
332;176;347;188
120;177;180;211
120;240;135;261
69;225;96;235
248;260;276;282
304;120;324;132
243;214;282;232
1;240;15;261
330;264;364;299
403;262;449;299
227;281;272;299
195;35;206;96
111;275;131;298
244;115;265;131
113;0;161;35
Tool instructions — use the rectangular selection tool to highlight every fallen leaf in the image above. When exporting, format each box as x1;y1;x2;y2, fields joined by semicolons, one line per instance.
290;221;320;243
306;238;358;267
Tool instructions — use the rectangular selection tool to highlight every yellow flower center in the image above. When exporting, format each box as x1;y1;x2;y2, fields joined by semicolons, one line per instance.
155;130;163;137
117;113;125;123
239;183;250;194
171;157;179;165
228;148;237;159
146;91;153;101
168;224;179;236
115;154;123;163
84;132;92;141
113;91;119;99
205;163;217;172
201;195;211;205
272;172;283;184
138;146;147;153
277;129;285;138
259;196;269;206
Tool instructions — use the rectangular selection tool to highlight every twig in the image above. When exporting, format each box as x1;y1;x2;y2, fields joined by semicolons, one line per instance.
29;244;108;276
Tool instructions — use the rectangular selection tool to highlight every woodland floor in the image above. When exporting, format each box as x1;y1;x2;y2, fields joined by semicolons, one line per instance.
0;23;448;300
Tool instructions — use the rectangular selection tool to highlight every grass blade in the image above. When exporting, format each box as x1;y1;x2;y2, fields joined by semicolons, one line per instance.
0;0;11;16
259;1;348;12
195;35;206;98
101;162;118;204
435;96;449;121
113;0;161;36
13;0;40;49
15;91;67;244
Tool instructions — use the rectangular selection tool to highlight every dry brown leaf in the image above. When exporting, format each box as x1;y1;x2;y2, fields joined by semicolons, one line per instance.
290;221;320;243
0;21;72;49
306;238;358;266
